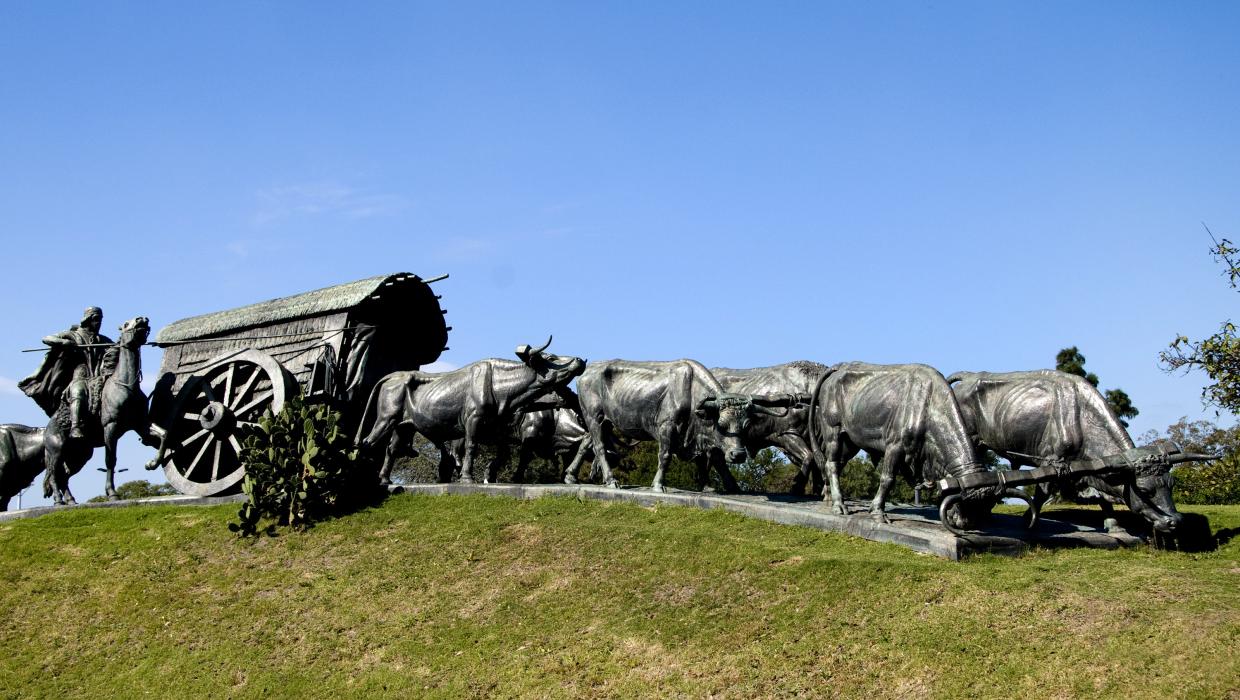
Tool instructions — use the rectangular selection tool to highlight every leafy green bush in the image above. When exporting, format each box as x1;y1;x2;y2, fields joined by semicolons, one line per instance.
1173;457;1240;505
86;480;178;502
231;394;373;536
1141;417;1240;505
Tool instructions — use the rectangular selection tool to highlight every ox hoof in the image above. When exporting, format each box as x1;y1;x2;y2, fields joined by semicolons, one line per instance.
458;477;474;485
827;502;847;516
869;511;889;524
604;480;619;489
563;476;577;485
651;484;667;494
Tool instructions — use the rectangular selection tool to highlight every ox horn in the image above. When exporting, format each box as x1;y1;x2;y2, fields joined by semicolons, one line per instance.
697;396;718;410
533;335;553;354
1166;452;1215;465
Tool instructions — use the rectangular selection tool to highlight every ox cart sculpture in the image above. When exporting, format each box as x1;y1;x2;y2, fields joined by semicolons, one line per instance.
142;273;449;496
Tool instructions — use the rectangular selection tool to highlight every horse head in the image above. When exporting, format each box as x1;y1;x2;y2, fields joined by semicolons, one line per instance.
117;317;150;348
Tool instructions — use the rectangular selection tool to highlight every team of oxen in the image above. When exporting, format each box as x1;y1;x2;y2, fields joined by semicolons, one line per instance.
351;340;1203;535
0;330;1202;535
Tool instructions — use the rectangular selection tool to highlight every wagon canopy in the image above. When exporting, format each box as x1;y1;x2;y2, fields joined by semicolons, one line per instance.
154;272;448;392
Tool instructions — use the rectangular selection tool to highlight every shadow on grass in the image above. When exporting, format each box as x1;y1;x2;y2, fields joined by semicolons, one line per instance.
231;480;394;539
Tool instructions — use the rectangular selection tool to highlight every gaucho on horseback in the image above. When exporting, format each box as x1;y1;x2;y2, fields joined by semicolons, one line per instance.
19;306;113;439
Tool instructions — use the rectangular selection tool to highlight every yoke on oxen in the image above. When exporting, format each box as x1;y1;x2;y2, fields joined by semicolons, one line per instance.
936;443;1211;533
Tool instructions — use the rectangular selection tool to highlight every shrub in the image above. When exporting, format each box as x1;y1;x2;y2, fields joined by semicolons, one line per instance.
230;394;374;536
1173;457;1240;505
86;480;178;502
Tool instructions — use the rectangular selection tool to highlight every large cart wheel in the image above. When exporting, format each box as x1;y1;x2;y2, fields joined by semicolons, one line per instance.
162;349;295;496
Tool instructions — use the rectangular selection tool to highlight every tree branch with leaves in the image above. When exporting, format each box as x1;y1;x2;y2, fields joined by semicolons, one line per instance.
1160;225;1240;412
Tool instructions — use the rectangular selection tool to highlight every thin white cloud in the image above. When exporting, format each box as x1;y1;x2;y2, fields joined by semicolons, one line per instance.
0;376;20;396
433;237;496;262
252;182;408;225
421;360;457;372
223;237;287;260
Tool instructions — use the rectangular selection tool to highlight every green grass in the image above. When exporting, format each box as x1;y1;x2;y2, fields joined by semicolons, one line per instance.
1;496;1238;699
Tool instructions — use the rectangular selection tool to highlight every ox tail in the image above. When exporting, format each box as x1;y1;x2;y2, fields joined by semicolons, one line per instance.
806;366;835;463
353;377;387;448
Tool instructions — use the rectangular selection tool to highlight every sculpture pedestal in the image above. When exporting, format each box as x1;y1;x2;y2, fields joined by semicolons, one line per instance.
388;483;1145;560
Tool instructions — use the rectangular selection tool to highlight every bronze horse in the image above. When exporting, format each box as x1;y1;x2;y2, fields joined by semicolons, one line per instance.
42;316;156;504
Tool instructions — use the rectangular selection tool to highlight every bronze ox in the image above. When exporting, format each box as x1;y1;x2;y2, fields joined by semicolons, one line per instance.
948;369;1198;533
355;338;586;485
711;362;826;495
578;359;804;493
0;425;45;511
446;407;593;484
810;362;997;527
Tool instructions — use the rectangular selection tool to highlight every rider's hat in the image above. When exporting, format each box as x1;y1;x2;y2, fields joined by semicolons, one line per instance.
81;306;103;322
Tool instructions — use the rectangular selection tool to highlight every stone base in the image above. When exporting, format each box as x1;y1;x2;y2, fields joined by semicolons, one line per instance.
0;485;1145;559
387;483;1145;560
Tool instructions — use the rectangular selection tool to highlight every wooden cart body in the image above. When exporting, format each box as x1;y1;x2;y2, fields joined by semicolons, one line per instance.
148;273;448;496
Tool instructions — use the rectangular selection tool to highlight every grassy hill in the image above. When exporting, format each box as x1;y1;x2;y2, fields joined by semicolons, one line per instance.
1;495;1237;699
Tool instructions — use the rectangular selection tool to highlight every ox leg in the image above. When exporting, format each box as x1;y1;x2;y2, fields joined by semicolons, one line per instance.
514;443;535;484
377;428;406;486
782;438;820;498
485;443;510;484
818;435;850;515
712;452;742;494
651;444;672;493
792;460;825;497
583;418;618;488
823;461;848;515
562;440;589;484
435;442;457;483
869;449;903;523
459;417;482;484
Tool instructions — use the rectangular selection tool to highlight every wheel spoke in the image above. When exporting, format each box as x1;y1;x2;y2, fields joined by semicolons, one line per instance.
223;363;235;404
228;434;243;455
211;442;221;480
234;390;273;419
229;367;260;411
177;428;209;450
185;435;214;480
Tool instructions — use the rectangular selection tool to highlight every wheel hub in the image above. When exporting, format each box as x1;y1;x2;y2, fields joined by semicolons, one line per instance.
198;401;235;433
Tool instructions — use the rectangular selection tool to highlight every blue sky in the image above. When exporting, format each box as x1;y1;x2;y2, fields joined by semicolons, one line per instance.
2;2;1238;506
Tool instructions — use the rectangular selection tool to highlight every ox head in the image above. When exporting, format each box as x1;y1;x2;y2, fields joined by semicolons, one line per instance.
513;335;586;396
1107;445;1210;533
695;392;804;464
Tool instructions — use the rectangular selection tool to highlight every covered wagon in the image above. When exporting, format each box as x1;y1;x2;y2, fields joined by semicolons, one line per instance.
146;273;449;496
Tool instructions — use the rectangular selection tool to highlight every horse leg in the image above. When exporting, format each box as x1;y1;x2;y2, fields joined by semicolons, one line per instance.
43;435;64;505
103;421;120;500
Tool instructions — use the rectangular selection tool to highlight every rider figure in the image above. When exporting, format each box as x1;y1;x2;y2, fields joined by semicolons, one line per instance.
19;306;113;439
